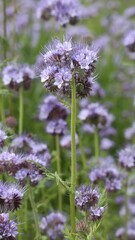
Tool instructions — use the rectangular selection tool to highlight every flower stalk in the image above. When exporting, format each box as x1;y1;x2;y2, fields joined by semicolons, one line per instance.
56;135;62;211
19;87;23;135
29;186;41;240
70;77;76;239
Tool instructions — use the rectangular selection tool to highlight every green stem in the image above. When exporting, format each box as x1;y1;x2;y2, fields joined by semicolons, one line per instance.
17;208;23;240
12;0;16;59
0;95;5;126
70;77;76;239
24;195;28;233
19;87;23;135
56;135;62;211
124;174;129;240
94;127;99;165
29;186;41;240
2;0;7;60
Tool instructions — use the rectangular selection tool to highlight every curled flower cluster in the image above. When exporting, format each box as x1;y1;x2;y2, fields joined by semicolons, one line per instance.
116;218;135;239
2;64;35;91
37;0;87;27
89;165;121;192
75;185;104;221
0;136;51;185
0;213;18;239
40;212;66;240
0;181;24;211
40;38;98;97
118;145;135;170
39;95;69;135
78;102;114;129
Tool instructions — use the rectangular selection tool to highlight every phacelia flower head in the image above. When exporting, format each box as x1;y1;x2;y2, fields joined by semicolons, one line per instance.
37;0;87;27
39;95;69;121
40;38;98;97
123;30;135;52
0;213;18;239
40;212;66;240
0;181;24;211
90;206;105;221
78;102;113;129
39;95;69;135
118;145;135;170
75;185;99;211
89;163;121;192
2;64;35;91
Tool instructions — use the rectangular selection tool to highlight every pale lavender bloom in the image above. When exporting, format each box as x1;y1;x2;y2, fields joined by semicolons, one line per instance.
11;134;34;153
75;185;99;211
39;95;69;121
0;151;19;173
105;178;121;192
0;181;24;211
40;38;98;97
40;212;66;240
90;206;105;221
124;6;135;18
37;0;86;27
118;145;135;170
89;164;121;192
100;138;114;150
116;219;135;239
125;122;135;140
2;64;34;91
123;30;135;52
46;119;67;135
0;213;18;239
60;133;78;148
78;102;114;129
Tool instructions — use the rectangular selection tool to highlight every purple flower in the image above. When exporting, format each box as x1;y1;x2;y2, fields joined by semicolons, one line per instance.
75;185;99;211
125;122;135;140
0;181;24;211
39;95;69;121
0;213;18;239
118;145;135;170
46;119;67;135
100;138;114;150
90;206;105;221
40;38;98;97
2;64;34;91
123;30;135;52
37;0;86;27
78;102;114;129
40;212;66;240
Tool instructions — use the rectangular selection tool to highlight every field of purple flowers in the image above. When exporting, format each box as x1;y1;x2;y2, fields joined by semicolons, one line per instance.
0;0;135;239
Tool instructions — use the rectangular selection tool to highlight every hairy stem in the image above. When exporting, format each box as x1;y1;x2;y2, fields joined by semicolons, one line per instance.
56;135;62;211
0;95;5;126
70;77;76;239
19;87;23;135
29;186;41;240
